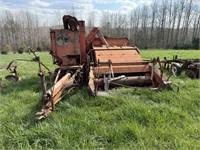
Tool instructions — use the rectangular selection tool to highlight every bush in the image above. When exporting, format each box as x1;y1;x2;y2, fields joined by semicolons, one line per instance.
1;51;7;54
36;47;42;52
17;47;24;54
1;44;12;54
17;44;27;54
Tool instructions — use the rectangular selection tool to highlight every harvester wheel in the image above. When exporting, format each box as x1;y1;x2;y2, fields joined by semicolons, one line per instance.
185;69;197;79
171;63;182;76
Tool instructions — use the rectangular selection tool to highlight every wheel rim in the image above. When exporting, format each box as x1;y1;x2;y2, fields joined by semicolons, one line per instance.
171;66;178;76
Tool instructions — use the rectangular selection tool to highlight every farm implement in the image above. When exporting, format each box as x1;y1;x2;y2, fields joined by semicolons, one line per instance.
1;64;19;87
159;55;200;79
5;15;175;119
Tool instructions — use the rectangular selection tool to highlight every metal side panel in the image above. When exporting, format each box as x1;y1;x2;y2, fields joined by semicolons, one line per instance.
94;49;143;63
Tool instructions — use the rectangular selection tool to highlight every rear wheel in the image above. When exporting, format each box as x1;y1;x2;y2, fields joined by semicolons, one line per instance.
185;69;197;79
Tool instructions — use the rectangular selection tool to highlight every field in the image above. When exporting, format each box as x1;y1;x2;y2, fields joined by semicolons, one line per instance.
0;50;200;149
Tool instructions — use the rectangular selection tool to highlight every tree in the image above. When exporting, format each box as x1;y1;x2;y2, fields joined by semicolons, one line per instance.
149;0;158;48
87;11;95;32
175;0;185;46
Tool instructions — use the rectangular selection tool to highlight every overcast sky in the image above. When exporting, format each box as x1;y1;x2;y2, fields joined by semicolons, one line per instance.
0;0;155;26
1;0;199;26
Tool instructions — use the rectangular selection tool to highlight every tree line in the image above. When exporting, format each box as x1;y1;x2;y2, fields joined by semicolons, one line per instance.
0;10;50;53
96;0;200;49
0;0;199;54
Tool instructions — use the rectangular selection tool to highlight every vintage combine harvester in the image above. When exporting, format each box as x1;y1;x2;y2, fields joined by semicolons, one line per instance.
6;15;173;119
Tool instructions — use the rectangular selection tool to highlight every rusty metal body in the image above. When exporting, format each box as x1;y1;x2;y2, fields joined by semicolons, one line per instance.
50;19;86;66
34;15;171;119
5;15;173;119
87;39;171;95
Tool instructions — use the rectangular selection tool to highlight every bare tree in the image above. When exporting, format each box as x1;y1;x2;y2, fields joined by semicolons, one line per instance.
87;11;95;32
150;0;158;48
170;0;178;48
175;0;185;46
182;0;193;45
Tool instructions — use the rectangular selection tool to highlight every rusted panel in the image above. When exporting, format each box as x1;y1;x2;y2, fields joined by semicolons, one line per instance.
50;29;80;65
94;49;142;63
98;61;149;66
93;46;138;50
86;27;99;42
86;27;109;49
93;65;151;74
92;38;129;46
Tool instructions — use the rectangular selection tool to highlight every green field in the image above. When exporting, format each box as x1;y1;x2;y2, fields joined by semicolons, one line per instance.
0;50;200;149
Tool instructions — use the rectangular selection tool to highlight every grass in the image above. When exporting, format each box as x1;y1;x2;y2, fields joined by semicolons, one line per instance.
0;50;200;149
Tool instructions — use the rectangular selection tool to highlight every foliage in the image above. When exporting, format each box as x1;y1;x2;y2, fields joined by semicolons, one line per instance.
0;50;200;149
18;44;27;54
192;38;199;50
17;48;23;54
1;51;7;54
1;44;12;54
36;47;42;52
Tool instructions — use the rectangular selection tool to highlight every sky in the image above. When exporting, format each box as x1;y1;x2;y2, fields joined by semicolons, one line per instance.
0;0;154;26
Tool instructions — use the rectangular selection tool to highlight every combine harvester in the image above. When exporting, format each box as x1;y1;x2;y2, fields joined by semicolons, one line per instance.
6;15;174;119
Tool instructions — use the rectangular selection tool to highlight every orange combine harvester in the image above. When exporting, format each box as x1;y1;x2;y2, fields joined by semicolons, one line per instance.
6;15;173;119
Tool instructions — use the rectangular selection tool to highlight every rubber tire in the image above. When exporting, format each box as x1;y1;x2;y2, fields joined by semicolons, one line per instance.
5;75;19;82
171;63;182;76
185;69;197;79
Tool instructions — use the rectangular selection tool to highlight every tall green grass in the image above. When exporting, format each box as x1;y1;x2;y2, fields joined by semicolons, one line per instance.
0;50;200;149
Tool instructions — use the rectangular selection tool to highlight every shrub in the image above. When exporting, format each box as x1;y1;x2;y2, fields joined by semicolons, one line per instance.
36;47;42;52
1;51;7;54
17;47;24;54
1;44;12;54
17;44;27;54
